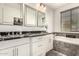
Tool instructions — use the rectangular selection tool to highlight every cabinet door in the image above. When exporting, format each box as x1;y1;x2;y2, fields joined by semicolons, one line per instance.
44;36;50;52
3;3;22;25
17;44;30;56
25;6;37;26
41;36;48;53
37;12;45;26
32;39;46;56
32;41;43;56
0;48;13;56
48;35;53;50
32;42;39;56
44;35;53;52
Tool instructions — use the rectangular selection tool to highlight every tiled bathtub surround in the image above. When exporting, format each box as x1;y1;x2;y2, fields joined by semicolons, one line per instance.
53;32;79;38
53;40;79;56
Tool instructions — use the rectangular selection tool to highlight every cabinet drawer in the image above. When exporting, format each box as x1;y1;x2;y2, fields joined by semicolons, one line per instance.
17;44;30;56
32;42;44;56
32;43;39;56
14;38;30;44
31;37;43;43
0;48;13;56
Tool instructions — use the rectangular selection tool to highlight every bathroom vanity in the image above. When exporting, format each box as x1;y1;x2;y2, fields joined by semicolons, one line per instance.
0;31;53;56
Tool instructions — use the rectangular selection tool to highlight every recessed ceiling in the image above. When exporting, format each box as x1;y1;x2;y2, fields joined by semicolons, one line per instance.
45;3;68;9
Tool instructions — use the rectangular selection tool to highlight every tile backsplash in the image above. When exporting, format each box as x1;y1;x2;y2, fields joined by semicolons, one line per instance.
0;25;46;32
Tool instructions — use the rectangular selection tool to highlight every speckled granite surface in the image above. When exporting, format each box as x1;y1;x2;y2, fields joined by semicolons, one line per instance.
53;40;79;56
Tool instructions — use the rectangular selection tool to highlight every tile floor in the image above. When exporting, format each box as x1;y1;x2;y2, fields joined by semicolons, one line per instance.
46;50;66;56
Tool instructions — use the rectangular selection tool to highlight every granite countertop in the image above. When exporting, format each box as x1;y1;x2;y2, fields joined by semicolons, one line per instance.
0;32;53;50
24;33;53;37
0;32;53;41
53;32;79;34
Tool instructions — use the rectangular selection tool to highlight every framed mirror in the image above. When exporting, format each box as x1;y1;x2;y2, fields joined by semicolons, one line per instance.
37;11;45;27
24;5;37;26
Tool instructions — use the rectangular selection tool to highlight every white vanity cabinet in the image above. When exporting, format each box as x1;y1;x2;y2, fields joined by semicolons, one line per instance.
0;38;30;56
32;42;41;56
31;34;53;56
17;44;30;56
43;34;53;52
0;48;14;56
12;38;30;56
47;34;53;51
0;34;53;56
48;34;54;50
31;36;46;56
0;44;30;56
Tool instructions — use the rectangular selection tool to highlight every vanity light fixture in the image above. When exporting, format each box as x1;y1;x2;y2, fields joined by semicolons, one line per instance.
36;3;46;12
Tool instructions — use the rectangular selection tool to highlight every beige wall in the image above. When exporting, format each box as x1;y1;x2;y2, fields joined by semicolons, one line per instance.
46;6;54;33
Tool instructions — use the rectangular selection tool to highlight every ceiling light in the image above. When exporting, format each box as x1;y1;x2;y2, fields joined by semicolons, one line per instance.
36;3;46;12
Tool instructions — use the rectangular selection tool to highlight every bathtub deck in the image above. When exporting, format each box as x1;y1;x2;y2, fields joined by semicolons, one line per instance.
53;40;79;56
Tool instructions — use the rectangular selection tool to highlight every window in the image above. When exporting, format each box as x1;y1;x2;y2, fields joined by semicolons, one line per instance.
61;6;79;32
61;11;71;32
